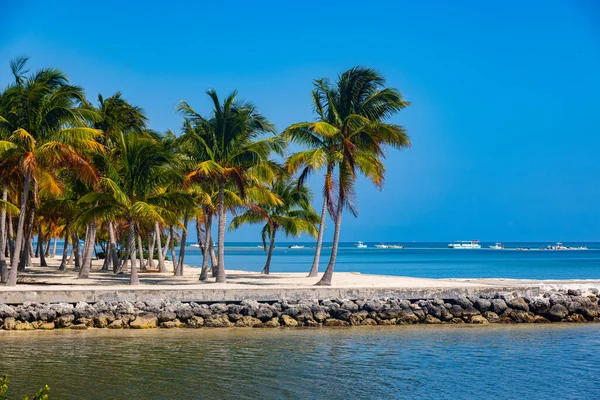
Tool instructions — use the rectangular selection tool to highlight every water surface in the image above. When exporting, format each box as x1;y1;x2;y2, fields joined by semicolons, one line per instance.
1;325;599;399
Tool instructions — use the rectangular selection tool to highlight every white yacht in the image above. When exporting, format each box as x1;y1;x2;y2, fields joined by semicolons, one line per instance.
448;240;481;249
190;243;200;248
389;244;405;249
288;245;304;249
489;243;504;249
375;243;389;249
355;241;367;248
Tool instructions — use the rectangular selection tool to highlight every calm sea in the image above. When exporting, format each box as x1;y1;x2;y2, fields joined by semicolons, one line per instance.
1;325;599;399
181;242;600;280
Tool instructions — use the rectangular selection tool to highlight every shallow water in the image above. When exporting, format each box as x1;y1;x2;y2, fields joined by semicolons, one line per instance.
1;325;599;399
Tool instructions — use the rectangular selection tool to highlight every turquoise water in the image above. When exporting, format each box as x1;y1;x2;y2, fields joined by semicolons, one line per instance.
181;242;600;280
1;325;599;399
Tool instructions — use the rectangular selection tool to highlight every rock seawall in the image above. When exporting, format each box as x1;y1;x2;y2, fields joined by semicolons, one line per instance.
1;288;598;330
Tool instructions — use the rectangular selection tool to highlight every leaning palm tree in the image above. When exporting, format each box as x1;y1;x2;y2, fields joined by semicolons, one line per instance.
288;67;411;286
230;178;319;274
0;57;102;286
177;89;283;283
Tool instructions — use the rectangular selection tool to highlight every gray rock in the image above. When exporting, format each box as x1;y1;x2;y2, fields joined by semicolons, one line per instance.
491;299;508;314
175;303;194;320
364;299;384;312
191;303;212;318
55;314;75;328
547;304;569;321
255;305;275;321
482;311;500;323
51;302;74;316
333;309;351;321
114;301;135;316
549;294;568;306
427;305;443;319
341;300;359;312
0;304;17;318
144;299;165;314
474;298;492;312
495;292;514;302
74;302;96;319
240;299;260;316
507;298;529;312
210;303;228;314
38;306;56;322
456;297;473;308
313;308;330;322
462;306;481;318
568;289;582;296
529;297;550;314
158;310;177;323
450;305;464;318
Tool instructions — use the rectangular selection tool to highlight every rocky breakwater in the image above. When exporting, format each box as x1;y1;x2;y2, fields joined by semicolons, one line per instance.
1;288;599;330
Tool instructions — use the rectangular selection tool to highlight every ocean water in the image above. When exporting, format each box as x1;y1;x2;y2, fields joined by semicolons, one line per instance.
180;242;600;280
1;325;599;399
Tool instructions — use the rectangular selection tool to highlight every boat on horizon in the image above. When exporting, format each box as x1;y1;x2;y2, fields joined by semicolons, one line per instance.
489;243;504;249
448;240;481;249
542;242;588;251
355;241;367;248
288;245;304;249
375;243;389;249
388;244;405;249
190;243;200;248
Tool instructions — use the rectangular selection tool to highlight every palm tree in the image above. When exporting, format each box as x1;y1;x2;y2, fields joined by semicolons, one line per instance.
78;133;190;284
230;177;319;274
288;67;411;286
0;57;102;286
177;89;283;283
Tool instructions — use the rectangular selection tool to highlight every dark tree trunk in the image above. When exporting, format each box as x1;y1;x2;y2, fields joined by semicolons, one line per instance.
137;229;145;271
163;229;171;259
59;224;70;271
308;175;330;277
72;231;82;272
147;230;156;270
210;238;217;277
261;227;277;275
108;221;119;273
169;226;177;273
0;186;7;282
79;221;97;278
176;210;189;276
5;166;30;285
39;232;48;267
44;236;51;258
316;183;344;286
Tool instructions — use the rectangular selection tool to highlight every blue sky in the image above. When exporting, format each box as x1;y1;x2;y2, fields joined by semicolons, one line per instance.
1;0;599;242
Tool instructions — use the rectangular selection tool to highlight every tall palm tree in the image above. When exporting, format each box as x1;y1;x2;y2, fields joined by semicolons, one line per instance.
0;57;102;286
288;67;411;286
177;89;283;283
230;178;319;274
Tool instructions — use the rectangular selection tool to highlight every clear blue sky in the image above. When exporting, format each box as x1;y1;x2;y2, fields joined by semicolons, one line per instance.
1;0;599;242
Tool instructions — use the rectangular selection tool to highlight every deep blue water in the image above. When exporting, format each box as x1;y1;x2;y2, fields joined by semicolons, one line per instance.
181;241;600;280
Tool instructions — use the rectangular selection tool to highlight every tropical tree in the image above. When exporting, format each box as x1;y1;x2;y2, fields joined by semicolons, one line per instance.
177;89;283;283
230;177;319;274
287;67;411;286
0;57;101;286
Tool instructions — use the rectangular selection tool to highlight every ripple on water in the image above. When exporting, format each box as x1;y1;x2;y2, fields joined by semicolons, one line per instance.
1;325;600;399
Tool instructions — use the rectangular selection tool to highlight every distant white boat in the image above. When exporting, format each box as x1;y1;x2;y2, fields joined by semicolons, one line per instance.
448;240;481;249
543;242;588;251
190;244;200;248
389;244;405;249
489;243;504;250
288;245;304;249
355;241;367;248
375;243;389;249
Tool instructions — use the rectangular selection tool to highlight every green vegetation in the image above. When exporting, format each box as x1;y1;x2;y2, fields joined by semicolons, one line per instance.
0;58;409;286
0;375;50;400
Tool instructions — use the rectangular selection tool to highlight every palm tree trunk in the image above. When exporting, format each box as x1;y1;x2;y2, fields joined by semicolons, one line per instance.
154;221;167;273
108;221;119;273
19;208;36;271
44;236;51;257
52;236;57;257
147;230;156;269
128;218;140;285
72;231;82;271
79;221;97;278
215;182;227;283
261;228;277;275
7;213;15;262
0;187;7;283
58;224;70;271
176;210;189;276
316;187;344;286
200;213;212;281
35;235;40;258
163;229;171;259
210;238;217;277
169;226;177;272
308;183;330;277
39;231;48;267
136;229;145;271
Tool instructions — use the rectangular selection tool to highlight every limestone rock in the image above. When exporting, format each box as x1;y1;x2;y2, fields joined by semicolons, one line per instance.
0;304;17;318
533;316;551;323
186;316;204;328
469;315;489;324
255;304;275;321
507;298;529;312
75;317;95;327
482;311;500;323
263;317;280;328
209;303;228;314
74;302;96;319
205;314;233;328
451;318;465;324
14;320;34;330
362;318;378;326
175;303;194;320
130;313;158;329
107;319;127;329
160;319;185;328
324;318;350;327
565;313;587;323
235;316;263;327
191;303;212;318
280;314;299;327
55;314;75;328
456;297;473;308
423;314;441;324
158;310;177;323
69;324;88;330
474;298;492;312
39;322;55;330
